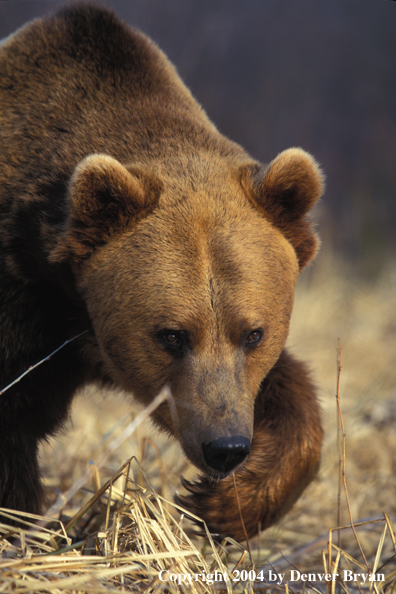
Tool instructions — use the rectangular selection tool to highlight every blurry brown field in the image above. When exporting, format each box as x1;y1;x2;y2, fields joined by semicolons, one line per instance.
1;251;396;593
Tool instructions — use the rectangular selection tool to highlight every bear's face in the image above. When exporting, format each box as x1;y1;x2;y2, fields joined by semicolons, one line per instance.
77;197;298;475
51;149;323;478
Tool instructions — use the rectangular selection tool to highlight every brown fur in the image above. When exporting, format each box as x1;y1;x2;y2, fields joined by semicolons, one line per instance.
178;350;323;541
0;3;324;540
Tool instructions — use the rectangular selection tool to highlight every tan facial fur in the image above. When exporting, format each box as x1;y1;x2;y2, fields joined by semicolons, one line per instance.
75;167;299;475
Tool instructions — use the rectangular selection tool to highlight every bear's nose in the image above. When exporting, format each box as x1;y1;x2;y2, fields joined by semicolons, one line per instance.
202;435;251;474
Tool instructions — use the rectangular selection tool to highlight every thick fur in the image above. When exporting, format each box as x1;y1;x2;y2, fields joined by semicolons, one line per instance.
0;3;324;539
178;350;322;541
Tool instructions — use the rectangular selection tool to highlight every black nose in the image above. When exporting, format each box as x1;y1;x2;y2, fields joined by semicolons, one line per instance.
202;435;251;474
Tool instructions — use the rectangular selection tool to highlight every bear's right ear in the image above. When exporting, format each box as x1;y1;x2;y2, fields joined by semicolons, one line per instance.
242;148;324;269
50;154;162;263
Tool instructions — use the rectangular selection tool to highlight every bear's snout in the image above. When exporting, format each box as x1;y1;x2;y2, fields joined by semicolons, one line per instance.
202;435;251;475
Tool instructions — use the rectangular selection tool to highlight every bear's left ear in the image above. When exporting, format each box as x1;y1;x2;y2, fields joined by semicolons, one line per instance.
243;148;325;269
51;154;162;264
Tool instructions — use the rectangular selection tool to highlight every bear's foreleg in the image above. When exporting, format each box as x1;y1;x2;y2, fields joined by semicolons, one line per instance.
0;432;43;519
0;326;86;519
177;349;322;542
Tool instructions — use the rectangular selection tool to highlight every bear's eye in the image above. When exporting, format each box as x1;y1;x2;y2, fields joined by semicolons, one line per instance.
157;329;189;355
245;329;262;347
163;332;182;347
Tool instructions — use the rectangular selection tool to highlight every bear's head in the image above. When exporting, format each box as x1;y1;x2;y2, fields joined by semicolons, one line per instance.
51;149;324;478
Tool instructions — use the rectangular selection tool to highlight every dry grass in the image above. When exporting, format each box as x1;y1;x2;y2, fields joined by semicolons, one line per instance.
1;253;396;592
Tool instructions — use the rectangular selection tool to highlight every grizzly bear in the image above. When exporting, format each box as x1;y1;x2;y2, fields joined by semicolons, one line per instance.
0;3;323;541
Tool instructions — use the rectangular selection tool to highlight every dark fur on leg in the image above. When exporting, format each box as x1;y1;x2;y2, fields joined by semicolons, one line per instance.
177;349;323;542
0;433;43;521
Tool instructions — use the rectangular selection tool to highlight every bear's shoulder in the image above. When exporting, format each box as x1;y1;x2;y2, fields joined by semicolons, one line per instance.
0;3;171;87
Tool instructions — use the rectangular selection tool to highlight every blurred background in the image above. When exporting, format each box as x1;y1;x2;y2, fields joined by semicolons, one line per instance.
1;0;396;572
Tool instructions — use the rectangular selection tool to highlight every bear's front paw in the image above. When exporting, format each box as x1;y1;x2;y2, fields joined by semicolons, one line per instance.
176;474;258;542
